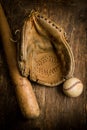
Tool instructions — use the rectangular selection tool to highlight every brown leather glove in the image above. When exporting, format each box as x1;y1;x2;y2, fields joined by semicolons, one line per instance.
18;11;74;87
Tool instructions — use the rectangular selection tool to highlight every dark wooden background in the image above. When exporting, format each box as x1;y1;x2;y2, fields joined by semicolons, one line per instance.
0;0;87;130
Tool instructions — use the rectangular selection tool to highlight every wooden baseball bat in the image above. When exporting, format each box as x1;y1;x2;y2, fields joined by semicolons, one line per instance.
0;3;40;119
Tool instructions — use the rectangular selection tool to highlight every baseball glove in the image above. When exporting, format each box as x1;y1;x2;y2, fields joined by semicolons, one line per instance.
18;10;75;87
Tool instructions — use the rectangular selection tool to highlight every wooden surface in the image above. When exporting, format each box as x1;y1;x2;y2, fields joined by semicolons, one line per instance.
0;0;87;130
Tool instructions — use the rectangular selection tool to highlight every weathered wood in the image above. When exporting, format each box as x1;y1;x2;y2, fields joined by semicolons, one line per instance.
0;0;87;130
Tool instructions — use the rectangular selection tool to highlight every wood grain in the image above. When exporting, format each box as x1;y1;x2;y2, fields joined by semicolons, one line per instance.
0;0;87;130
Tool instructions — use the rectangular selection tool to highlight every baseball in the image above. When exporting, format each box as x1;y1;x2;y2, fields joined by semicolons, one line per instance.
63;77;83;97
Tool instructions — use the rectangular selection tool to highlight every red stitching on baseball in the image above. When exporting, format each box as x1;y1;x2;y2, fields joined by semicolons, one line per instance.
63;81;81;91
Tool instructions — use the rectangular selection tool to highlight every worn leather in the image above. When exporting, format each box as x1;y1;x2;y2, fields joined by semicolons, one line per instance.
18;11;74;87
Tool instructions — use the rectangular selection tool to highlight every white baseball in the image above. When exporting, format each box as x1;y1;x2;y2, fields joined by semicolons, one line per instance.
63;77;83;97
